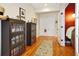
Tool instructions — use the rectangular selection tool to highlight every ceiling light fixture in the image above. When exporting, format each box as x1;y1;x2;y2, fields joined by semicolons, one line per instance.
44;3;47;6
42;8;50;12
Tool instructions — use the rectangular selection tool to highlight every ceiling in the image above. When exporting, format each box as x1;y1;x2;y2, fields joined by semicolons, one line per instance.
30;3;68;13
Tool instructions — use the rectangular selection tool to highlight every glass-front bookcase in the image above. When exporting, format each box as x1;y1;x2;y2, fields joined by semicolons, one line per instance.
1;18;25;56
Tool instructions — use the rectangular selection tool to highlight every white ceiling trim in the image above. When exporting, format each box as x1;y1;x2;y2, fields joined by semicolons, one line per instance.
30;3;68;13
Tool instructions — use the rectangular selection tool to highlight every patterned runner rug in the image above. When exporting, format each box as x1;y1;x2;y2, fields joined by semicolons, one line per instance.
33;40;53;56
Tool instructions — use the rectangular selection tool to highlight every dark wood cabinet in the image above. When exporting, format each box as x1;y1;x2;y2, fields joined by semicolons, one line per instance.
27;22;36;45
1;18;25;56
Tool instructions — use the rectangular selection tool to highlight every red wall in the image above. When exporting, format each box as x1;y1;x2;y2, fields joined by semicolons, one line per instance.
65;3;75;42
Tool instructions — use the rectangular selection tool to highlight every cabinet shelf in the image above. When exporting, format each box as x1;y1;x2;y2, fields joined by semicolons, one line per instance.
1;18;25;56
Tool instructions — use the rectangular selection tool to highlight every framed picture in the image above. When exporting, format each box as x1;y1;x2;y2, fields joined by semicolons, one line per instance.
19;7;25;20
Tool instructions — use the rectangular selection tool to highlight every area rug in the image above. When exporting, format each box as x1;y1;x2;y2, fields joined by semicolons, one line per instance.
33;40;53;56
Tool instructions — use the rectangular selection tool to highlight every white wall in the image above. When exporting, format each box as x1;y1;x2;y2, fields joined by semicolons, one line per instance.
37;11;65;47
36;14;40;37
75;3;79;56
38;12;58;36
0;3;36;22
0;3;36;56
57;9;65;46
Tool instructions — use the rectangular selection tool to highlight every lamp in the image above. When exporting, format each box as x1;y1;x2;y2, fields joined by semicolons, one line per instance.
72;13;75;18
0;6;5;15
0;6;8;20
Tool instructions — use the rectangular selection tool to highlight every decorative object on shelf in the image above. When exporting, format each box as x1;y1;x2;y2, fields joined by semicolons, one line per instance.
0;15;9;20
0;6;5;15
32;16;37;23
0;6;9;20
16;15;20;20
19;7;26;20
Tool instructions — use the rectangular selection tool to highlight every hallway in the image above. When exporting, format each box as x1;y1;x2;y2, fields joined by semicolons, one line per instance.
0;3;76;56
21;36;75;56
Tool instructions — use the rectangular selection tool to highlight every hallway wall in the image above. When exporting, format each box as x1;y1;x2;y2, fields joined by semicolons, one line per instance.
38;12;58;36
37;11;65;47
57;9;65;46
0;3;36;22
76;3;79;56
0;3;37;56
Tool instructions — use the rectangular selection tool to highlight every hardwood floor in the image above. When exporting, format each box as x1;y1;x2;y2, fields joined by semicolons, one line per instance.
53;37;75;56
21;36;75;56
21;37;43;56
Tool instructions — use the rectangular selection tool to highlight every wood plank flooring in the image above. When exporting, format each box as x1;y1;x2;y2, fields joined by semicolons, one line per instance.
21;36;75;56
